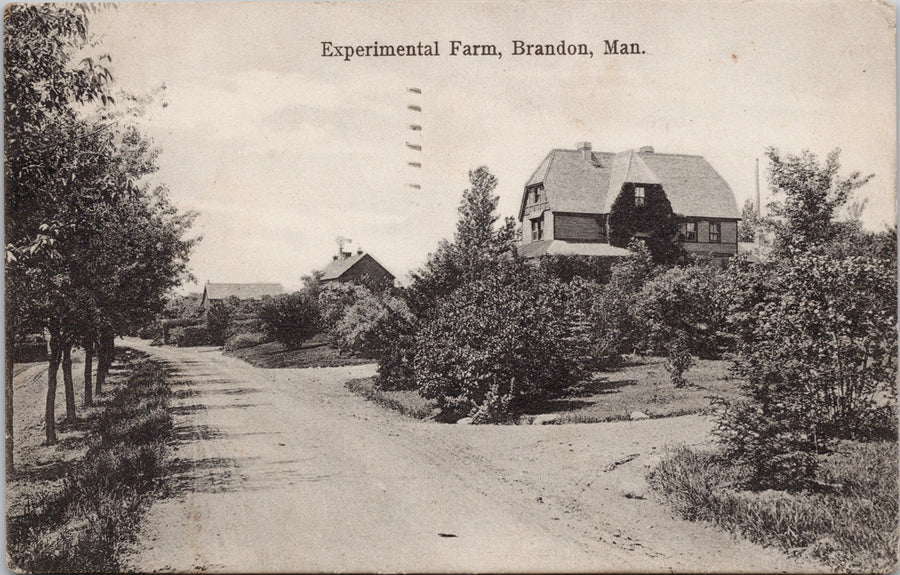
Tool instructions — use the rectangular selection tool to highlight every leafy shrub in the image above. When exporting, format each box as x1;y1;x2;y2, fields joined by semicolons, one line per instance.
373;298;418;390
224;331;266;351
318;282;372;329
715;250;898;489
166;326;185;346
176;325;210;347
569;279;635;368
538;254;613;284
665;331;694;387
413;265;586;422
205;301;232;346
637;264;728;358
136;323;160;340
258;292;320;350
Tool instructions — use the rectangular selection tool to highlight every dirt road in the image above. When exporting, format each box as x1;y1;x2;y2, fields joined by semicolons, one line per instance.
122;340;814;573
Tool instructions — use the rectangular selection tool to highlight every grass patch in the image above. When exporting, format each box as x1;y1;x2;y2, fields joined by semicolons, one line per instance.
226;334;373;368
647;443;899;572
345;377;436;419
7;359;175;573
531;356;742;424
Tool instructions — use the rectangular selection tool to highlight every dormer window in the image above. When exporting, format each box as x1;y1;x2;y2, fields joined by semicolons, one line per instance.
533;187;542;204
635;186;645;206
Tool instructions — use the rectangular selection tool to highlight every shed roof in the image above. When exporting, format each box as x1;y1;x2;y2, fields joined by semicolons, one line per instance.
521;147;740;220
203;283;284;301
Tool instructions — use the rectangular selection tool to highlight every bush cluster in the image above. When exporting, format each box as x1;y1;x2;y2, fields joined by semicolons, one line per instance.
412;264;588;423
258;292;321;350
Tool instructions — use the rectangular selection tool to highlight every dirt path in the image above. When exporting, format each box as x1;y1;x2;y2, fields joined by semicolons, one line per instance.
122;339;818;573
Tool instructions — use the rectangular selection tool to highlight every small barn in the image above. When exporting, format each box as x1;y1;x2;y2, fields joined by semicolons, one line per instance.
200;282;285;310
320;249;395;290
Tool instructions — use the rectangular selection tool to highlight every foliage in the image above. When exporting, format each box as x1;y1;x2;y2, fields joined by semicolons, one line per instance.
373;295;419;390
648;443;898;572
566;279;633;369
609;239;658;293
637;264;728;358
664;331;695;388
318;283;414;360
765;147;872;255
715;250;897;488
413;264;586;422
405;166;516;317
176;325;210;347
258;292;321;350
4;4;197;449
205;301;232;346
608;183;683;264
224;332;266;352
7;359;174;572
537;254;613;284
738;199;760;242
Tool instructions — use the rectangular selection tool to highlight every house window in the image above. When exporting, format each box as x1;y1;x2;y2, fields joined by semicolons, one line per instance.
684;221;697;242
709;221;721;243
635;186;645;207
531;217;544;241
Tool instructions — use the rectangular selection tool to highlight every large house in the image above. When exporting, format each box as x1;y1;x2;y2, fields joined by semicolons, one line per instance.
200;282;284;310
320;249;395;290
518;142;741;263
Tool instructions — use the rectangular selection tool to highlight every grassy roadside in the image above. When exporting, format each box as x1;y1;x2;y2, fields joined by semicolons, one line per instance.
647;443;899;572
225;336;373;369
345;377;436;419
7;358;175;573
345;357;741;425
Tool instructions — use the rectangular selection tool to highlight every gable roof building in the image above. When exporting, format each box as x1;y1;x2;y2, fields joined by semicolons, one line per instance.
200;282;284;309
320;249;395;289
519;142;741;262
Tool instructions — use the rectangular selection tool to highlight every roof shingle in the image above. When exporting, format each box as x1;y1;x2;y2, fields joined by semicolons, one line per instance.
521;146;740;220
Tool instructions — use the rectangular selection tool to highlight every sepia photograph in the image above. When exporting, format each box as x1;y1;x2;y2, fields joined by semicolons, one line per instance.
4;0;898;572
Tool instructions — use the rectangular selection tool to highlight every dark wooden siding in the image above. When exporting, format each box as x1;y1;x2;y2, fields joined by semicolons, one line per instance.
554;213;606;241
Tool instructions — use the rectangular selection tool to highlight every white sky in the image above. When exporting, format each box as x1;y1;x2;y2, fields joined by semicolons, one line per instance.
88;0;897;292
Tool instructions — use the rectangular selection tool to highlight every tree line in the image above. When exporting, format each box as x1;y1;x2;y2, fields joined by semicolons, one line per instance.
5;5;198;470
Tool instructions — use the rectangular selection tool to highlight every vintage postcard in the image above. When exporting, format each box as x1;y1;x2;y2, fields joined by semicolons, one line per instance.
5;0;897;573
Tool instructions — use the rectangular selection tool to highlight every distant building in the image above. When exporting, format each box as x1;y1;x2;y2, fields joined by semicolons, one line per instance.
320;249;395;290
200;282;284;310
519;142;741;264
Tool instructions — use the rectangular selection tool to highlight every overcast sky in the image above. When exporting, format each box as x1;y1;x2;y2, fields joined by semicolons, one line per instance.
89;0;896;292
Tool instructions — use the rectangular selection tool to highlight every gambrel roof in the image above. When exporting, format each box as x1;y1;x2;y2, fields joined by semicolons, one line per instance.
520;146;740;221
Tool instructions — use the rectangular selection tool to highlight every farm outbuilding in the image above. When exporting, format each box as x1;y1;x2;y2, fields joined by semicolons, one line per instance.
200;282;285;310
320;249;395;290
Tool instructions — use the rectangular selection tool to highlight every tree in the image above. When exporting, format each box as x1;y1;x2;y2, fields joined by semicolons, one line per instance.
738;199;760;242
5;5;114;454
406;167;516;316
765;147;872;255
5;5;197;448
